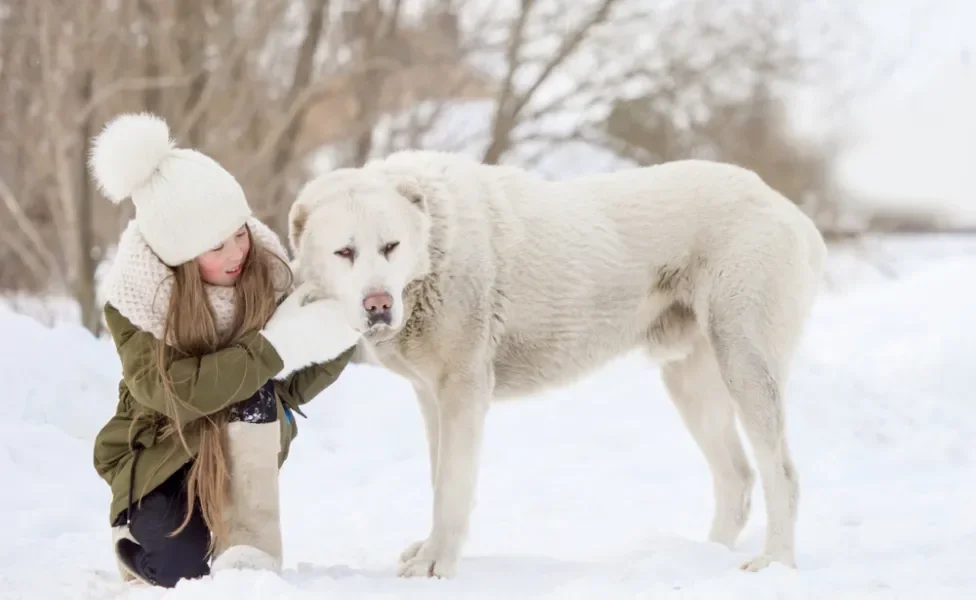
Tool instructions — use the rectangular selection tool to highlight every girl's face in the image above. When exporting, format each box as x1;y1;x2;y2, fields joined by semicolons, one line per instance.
195;225;251;286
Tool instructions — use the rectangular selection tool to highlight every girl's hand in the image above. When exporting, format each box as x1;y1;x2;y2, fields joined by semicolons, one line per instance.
260;285;362;376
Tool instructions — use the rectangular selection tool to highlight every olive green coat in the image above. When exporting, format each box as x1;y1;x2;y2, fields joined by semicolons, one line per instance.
93;303;353;525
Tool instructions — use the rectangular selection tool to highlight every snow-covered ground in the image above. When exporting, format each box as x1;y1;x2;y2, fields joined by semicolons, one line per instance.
1;239;974;599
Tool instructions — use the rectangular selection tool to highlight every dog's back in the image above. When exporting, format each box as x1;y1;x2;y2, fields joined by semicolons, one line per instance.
377;153;824;398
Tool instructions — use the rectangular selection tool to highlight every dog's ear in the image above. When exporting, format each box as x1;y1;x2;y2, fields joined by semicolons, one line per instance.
288;200;312;255
396;178;427;212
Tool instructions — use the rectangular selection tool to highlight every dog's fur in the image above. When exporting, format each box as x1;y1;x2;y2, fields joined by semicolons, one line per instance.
288;150;827;578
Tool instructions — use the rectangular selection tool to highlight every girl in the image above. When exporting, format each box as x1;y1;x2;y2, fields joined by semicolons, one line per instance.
89;113;361;588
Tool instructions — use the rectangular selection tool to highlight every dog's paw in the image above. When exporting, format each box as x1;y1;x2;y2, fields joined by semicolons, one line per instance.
396;538;459;579
738;552;796;572
212;545;281;573
398;539;425;564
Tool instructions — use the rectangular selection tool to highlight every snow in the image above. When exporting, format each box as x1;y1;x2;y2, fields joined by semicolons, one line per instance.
2;242;975;599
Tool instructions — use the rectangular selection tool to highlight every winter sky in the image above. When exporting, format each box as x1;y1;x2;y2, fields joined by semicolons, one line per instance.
827;0;976;223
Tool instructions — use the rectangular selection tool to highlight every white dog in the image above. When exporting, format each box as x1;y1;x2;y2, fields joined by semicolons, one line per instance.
287;150;827;578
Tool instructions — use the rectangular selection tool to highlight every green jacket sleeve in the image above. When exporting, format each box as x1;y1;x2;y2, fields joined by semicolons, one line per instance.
104;303;285;423
274;346;355;412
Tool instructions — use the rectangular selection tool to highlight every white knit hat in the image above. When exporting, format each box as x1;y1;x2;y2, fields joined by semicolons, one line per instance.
89;113;252;266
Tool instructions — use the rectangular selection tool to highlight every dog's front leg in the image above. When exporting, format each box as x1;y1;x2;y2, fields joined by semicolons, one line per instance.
398;364;491;579
413;385;441;487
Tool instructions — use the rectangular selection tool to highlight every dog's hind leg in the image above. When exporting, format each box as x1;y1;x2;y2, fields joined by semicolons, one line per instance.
660;343;755;548
706;302;802;571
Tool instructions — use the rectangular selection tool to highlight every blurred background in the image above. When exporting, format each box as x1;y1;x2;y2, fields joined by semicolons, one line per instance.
1;0;973;333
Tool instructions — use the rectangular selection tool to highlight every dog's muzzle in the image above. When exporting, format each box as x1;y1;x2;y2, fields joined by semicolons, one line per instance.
363;290;394;327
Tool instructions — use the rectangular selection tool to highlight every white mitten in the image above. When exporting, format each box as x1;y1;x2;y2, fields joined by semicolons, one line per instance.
260;284;362;377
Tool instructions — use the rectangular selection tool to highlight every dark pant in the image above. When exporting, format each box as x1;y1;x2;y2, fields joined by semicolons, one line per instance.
115;380;279;587
116;463;211;587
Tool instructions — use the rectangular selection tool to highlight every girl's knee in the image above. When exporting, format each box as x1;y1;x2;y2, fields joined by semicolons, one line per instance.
126;487;213;587
151;538;210;587
118;534;210;588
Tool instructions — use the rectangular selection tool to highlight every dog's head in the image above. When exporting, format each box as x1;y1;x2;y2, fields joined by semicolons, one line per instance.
288;168;431;335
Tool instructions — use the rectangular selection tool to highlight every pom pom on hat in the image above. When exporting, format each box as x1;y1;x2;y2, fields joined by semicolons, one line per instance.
89;113;174;204
89;112;252;266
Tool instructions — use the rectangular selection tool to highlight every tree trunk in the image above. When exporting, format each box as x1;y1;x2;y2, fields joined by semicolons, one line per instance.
75;67;100;335
266;0;331;236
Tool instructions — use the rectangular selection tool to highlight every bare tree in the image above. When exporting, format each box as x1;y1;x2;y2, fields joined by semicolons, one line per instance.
480;0;625;164
0;0;919;331
0;0;494;331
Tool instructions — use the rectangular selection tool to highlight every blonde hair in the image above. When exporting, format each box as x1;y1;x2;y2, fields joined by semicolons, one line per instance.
138;224;291;552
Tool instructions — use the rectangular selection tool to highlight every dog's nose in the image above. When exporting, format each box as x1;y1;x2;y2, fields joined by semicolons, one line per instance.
363;291;393;312
363;291;394;326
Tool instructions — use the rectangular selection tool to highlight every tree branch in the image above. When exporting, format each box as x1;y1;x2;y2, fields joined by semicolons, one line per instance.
508;0;620;119
0;175;61;281
481;0;536;164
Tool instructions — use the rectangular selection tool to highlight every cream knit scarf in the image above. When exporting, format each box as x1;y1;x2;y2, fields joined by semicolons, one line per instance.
101;217;293;343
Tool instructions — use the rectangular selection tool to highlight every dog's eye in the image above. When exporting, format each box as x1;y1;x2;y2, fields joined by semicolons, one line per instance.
334;247;355;260
381;241;399;257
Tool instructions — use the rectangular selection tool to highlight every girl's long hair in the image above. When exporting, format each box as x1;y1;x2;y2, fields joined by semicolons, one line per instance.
139;225;291;552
